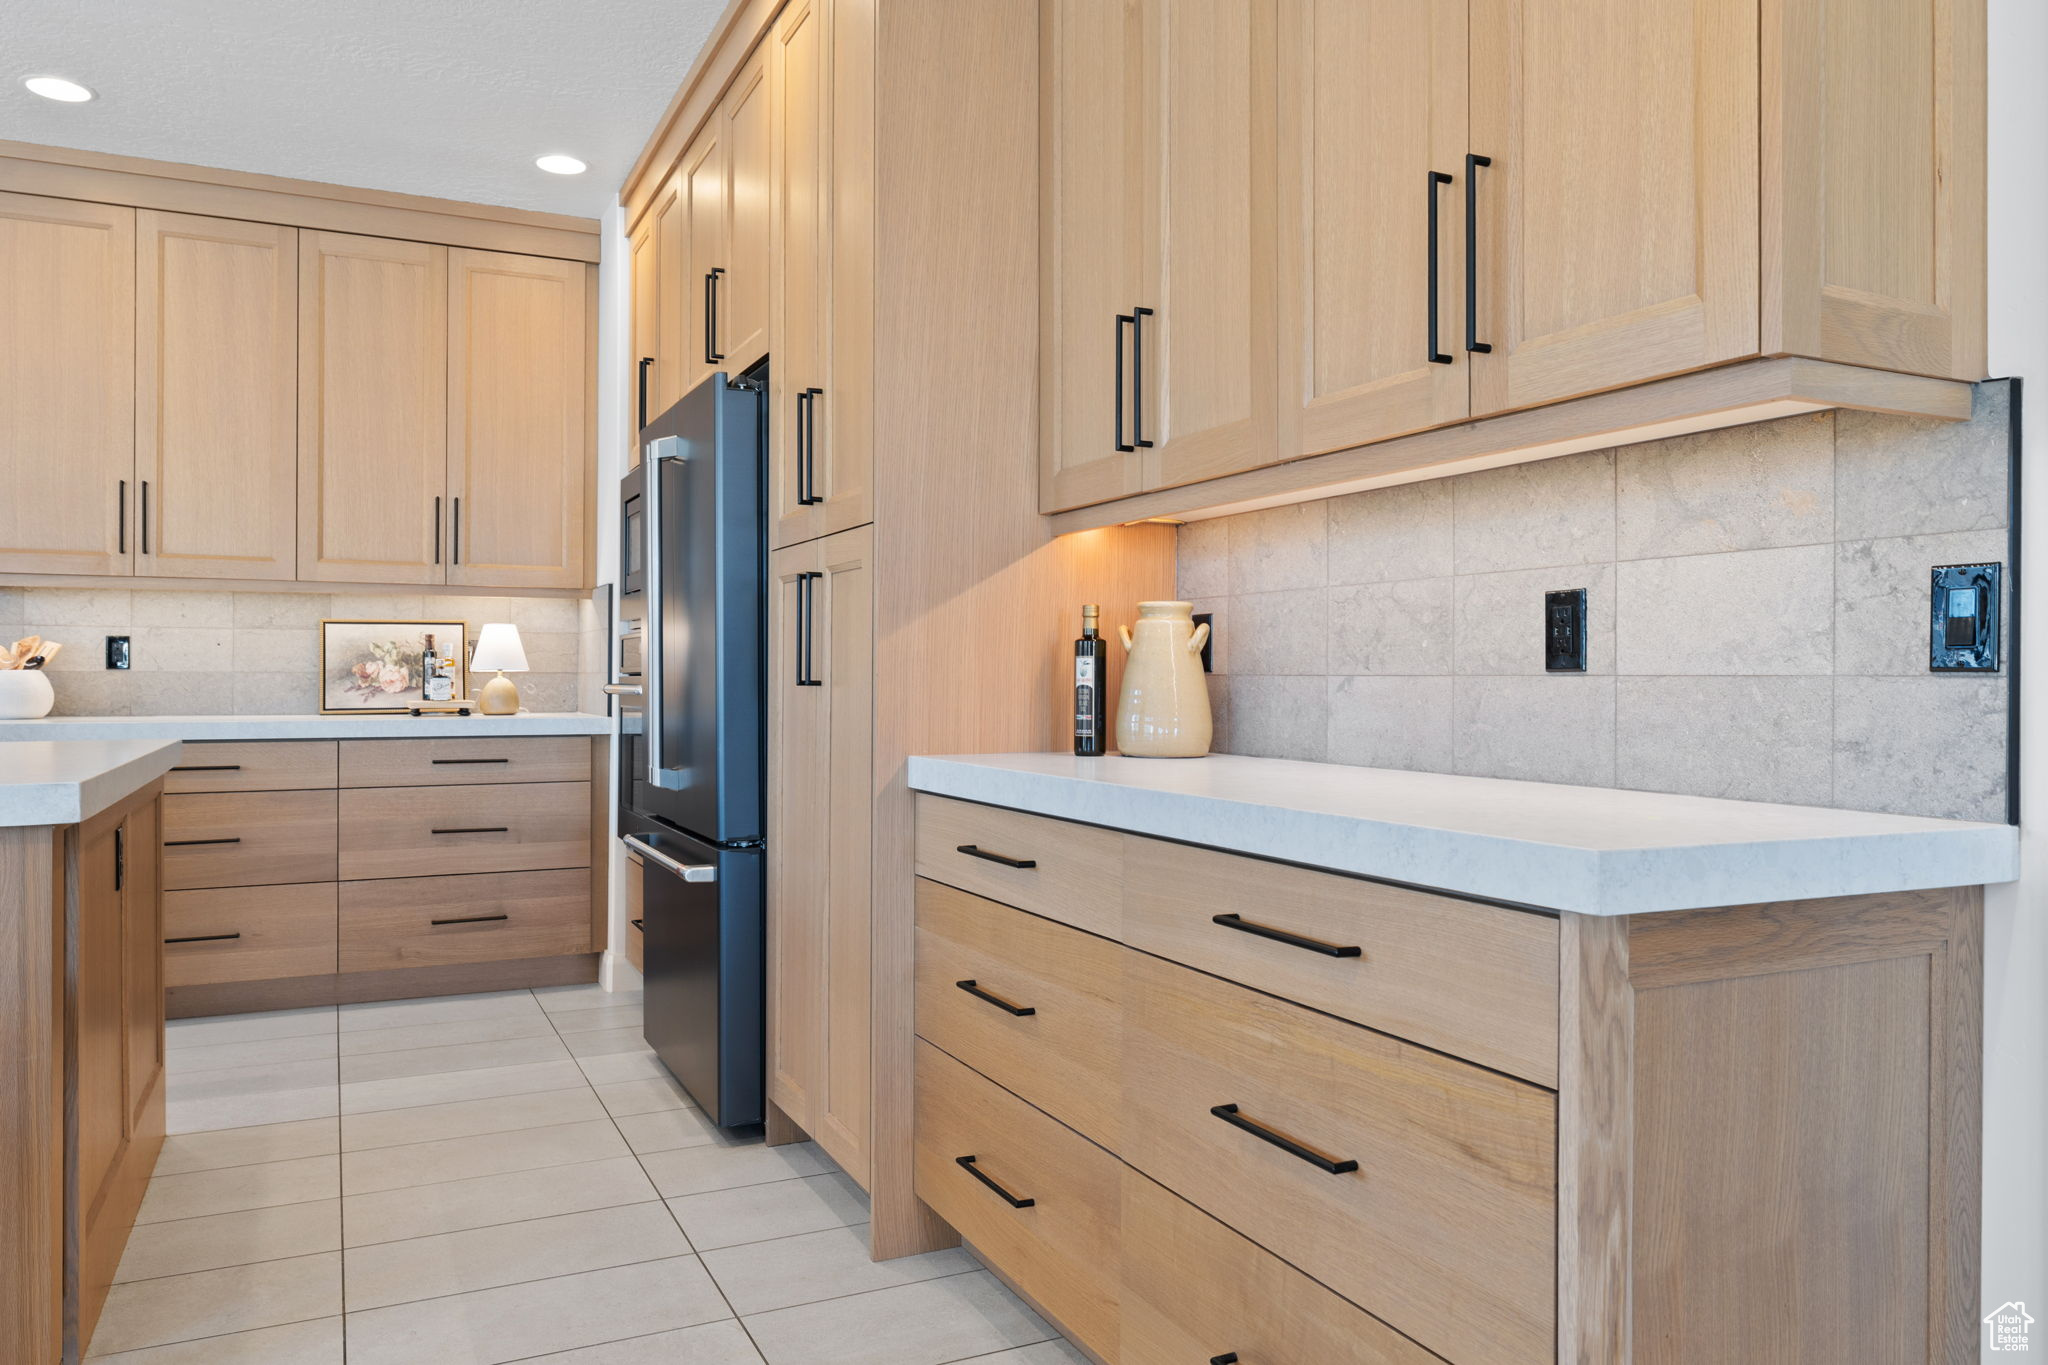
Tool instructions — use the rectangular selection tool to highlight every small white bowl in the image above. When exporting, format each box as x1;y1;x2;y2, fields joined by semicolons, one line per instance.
0;670;56;719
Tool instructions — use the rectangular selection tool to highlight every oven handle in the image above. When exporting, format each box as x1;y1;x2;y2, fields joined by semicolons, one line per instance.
623;834;717;883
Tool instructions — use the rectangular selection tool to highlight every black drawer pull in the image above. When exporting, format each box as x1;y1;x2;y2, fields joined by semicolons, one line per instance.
165;837;242;847
430;757;510;765
431;913;510;927
1210;1104;1358;1175
1211;913;1362;959
170;764;242;772
955;844;1036;870
1212;1356;1240;1365
956;1155;1034;1208
165;932;241;944
430;826;510;835
630;919;645;931
956;980;1036;1017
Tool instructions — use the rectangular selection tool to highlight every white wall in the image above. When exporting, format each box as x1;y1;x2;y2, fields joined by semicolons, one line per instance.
1984;0;2045;1351
594;201;637;990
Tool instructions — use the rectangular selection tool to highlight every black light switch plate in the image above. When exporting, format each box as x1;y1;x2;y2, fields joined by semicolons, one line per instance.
105;635;130;670
1930;562;2000;671
1545;589;1587;672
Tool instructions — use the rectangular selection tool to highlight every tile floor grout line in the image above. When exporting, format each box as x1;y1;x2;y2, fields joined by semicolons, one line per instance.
731;1263;989;1325
84;1310;342;1363
130;1192;339;1232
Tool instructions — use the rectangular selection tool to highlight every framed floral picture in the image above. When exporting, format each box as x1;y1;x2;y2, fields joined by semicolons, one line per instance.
319;620;467;714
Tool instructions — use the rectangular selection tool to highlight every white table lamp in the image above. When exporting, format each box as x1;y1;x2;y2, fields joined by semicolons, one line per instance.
470;623;529;715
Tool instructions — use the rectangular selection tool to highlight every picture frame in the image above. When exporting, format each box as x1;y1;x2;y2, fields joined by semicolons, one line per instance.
319;620;467;714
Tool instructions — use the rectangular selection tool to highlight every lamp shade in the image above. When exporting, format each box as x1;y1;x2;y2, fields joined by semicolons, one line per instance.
469;623;529;673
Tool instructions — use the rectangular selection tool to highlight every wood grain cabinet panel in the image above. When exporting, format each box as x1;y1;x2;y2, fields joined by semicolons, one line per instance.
162;790;338;891
162;882;338;987
0;192;134;577
720;44;773;372
296;231;448;584
337;781;590;880
446;249;589;590
164;741;338;794
339;736;590;788
651;167;692;418
679;127;727;399
628;211;659;460
338;868;590;972
914;1040;1121;1361
914;795;1123;940
135;212;298;581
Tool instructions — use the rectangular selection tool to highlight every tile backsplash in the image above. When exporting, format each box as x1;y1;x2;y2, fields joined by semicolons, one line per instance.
0;587;606;717
1178;382;2014;822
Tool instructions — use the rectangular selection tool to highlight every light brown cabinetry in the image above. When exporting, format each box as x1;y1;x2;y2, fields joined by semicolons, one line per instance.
161;789;338;890
0;192;134;577
721;46;774;373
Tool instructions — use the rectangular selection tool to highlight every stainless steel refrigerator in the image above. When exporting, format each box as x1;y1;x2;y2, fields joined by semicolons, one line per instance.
613;369;766;1127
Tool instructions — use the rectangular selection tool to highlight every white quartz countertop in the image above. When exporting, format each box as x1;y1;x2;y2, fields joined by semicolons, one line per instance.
906;752;2020;916
0;739;183;827
0;713;611;742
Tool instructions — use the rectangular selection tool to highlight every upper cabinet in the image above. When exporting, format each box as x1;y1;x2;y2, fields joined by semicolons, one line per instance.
446;249;590;590
297;232;449;585
137;212;299;581
722;46;774;373
0;193;134;577
1042;0;1987;514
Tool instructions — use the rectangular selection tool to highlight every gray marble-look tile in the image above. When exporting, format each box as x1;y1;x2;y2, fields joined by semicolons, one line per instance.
562;1025;657;1059
47;671;137;716
338;1011;558;1056
1175;516;1230;597
517;631;583;674
327;592;427;621
0;587;24;641
639;1140;831;1199
1328;578;1452;675
741;1269;1054;1365
153;1118;339;1177
231;627;319;673
1453;676;1617;787
593;1075;693;1119
1225;501;1327;594
1205;673;1233;753
1455;564;1615;675
1452;449;1615;574
342;1202;690;1311
1834;676;2008;822
1225;588;1327;676
515;674;585;714
126;627;232;672
535;984;644;1014
339;1059;588;1116
1326;477;1455;587
1835;529;2009;676
22;586;131;627
129;590;235;628
1615;677;1834;806
957;1344;1095;1365
84;1316;342;1364
115;1200;340;1283
1836;379;2011;541
230;592;331;628
341;1086;604;1152
576;1049;677;1085
128;671;238;714
1216;674;1326;762
336;1033;570;1084
342;1156;659;1247
1326;676;1454;773
545;1004;645;1035
666;1170;869;1251
341;1118;627;1195
232;671;316;715
136;1155;339;1224
1615;545;1833;676
338;988;546;1033
512;1320;764;1364
1616;410;1834;558
166;1032;338;1075
701;1224;975;1317
85;1251;340;1357
167;1007;335;1050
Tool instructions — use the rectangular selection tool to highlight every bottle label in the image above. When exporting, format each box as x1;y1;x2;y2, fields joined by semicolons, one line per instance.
1075;656;1098;737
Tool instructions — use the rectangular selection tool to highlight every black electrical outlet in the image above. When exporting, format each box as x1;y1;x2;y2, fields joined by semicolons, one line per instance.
1545;589;1587;671
105;635;131;670
1192;612;1215;673
1930;562;2000;671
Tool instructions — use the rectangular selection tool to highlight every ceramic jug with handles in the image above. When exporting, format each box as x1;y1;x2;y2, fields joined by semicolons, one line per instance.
1115;601;1212;758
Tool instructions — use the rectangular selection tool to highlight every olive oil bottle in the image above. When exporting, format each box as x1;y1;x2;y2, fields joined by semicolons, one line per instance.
1074;604;1107;756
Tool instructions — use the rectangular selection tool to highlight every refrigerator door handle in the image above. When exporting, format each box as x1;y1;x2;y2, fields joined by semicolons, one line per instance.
624;834;718;883
641;436;683;788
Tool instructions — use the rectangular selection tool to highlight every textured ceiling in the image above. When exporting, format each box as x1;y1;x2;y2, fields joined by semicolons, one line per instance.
2;0;725;217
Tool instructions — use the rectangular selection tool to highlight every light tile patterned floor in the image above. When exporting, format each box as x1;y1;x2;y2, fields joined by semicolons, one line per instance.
92;985;1091;1365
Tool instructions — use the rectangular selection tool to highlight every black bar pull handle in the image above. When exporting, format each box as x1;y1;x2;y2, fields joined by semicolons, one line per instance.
140;480;150;555
630;918;645;932
1113;313;1136;453
801;387;825;505
1131;306;1155;448
1427;171;1454;364
117;479;127;554
1212;1356;1241;1365
431;913;510;926
433;495;442;565
956;980;1036;1017
430;826;510;835
796;572;823;686
955;844;1036;870
637;356;655;429
165;932;241;944
1464;153;1493;354
705;267;726;362
1210;1104;1359;1175
113;825;124;891
165;837;242;847
430;757;509;765
1212;913;1363;959
451;496;461;565
956;1155;1035;1209
170;764;242;772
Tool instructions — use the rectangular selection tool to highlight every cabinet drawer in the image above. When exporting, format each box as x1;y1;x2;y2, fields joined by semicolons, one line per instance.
338;869;591;972
914;1040;1120;1360
1122;953;1555;1365
1120;1167;1440;1365
166;741;337;794
162;883;338;987
1123;836;1561;1085
915;879;1122;1147
915;795;1122;938
337;782;590;880
162;791;338;890
339;737;592;788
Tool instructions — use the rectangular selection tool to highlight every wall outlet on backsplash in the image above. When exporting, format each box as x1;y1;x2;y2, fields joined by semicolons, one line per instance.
1192;612;1215;673
1544;591;1587;672
105;636;130;670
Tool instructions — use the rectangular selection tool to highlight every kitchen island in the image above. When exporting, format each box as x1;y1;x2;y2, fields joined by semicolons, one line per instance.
2;738;182;1365
905;752;2014;1365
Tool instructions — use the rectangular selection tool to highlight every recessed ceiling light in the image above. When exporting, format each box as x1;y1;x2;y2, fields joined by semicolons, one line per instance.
24;76;94;103
535;154;586;176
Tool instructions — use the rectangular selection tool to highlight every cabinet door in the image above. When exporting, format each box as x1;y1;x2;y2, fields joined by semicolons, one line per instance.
297;232;448;584
136;213;298;581
1277;0;1469;458
0;193;134;576
1039;0;1146;512
816;525;873;1183
1134;0;1278;491
680;128;728;398
767;541;827;1136
628;214;658;459
121;798;163;1137
1469;0;1759;415
722;45;773;373
446;249;589;590
651;168;691;419
770;0;838;548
